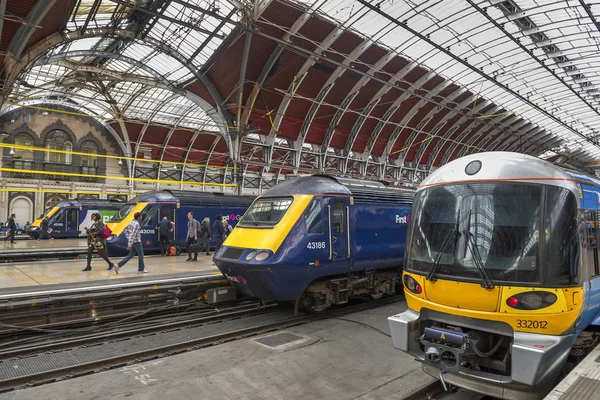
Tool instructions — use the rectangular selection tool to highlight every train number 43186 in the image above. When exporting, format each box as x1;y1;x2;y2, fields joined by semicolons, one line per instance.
516;319;547;329
307;242;326;250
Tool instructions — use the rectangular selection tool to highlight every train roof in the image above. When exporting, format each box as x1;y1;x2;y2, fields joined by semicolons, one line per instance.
419;152;600;198
127;190;255;207
55;199;124;208
262;175;415;205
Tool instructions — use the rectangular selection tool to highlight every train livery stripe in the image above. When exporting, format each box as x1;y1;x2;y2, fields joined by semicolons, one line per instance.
224;194;314;253
418;177;577;188
31;206;60;228
105;202;148;236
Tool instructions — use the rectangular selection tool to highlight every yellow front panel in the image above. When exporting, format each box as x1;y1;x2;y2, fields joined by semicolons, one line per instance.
224;195;313;253
424;279;501;312
405;273;584;335
31;206;60;227
105;202;148;236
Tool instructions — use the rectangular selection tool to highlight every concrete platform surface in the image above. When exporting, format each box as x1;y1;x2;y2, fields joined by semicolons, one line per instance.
0;238;87;252
545;340;600;399
0;253;218;291
0;302;434;400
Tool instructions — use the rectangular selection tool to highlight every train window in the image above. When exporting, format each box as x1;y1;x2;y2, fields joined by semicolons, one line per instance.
331;201;344;234
111;204;135;222
544;186;579;285
305;200;323;234
240;197;293;227
67;209;77;223
141;205;154;226
53;211;64;223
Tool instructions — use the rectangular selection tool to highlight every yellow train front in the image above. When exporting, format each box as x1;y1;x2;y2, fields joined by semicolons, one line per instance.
389;152;600;400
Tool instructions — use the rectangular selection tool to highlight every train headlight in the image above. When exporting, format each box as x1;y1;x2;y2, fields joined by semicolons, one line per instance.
255;251;270;261
107;235;115;241
506;291;557;310
245;251;257;260
403;274;422;294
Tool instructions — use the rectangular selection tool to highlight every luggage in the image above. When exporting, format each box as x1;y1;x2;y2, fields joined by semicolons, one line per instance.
189;242;204;254
170;245;181;256
101;225;112;239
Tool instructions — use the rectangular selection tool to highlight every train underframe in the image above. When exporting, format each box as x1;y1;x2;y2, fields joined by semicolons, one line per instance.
388;308;595;399
301;269;400;313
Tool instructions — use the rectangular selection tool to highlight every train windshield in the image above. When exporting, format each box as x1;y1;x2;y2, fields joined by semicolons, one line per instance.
111;204;136;222
406;182;579;286
239;197;293;227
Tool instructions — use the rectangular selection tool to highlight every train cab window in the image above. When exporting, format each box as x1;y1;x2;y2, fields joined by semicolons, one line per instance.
305;199;323;234
53;211;64;223
240;197;293;227
544;186;579;285
111;204;135;222
331;201;345;234
141;205;154;226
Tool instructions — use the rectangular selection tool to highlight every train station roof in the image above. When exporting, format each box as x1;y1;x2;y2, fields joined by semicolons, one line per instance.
2;0;600;183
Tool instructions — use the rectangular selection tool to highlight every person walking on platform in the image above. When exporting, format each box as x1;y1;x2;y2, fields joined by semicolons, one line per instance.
114;212;147;274
200;217;211;256
4;214;16;243
38;216;52;241
185;212;201;261
82;213;115;272
157;216;174;256
212;214;226;263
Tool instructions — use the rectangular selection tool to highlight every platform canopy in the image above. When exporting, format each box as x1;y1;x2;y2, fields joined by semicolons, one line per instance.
2;0;600;185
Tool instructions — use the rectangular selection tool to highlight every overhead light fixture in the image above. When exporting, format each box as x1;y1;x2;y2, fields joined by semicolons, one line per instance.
173;164;178;170
118;159;123;165
9;148;14;155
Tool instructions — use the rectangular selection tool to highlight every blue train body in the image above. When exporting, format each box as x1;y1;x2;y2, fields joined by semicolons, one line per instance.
28;199;123;239
105;190;255;257
214;176;414;311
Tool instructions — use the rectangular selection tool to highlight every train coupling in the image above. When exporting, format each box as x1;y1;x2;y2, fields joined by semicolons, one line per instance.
420;327;469;375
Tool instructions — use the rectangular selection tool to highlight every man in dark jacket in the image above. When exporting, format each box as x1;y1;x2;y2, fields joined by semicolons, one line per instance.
157;216;174;256
4;214;16;243
39;216;51;241
199;217;211;256
212;214;226;261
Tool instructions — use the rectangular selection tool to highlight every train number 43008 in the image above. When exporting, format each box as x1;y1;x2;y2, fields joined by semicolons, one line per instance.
307;242;326;249
516;320;548;329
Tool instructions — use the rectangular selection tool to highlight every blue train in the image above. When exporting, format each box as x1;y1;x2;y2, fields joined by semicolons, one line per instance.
28;199;123;239
105;190;255;257
214;176;415;312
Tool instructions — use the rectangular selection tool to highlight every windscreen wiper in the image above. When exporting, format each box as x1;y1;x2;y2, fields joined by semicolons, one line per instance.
463;210;495;289
426;210;461;282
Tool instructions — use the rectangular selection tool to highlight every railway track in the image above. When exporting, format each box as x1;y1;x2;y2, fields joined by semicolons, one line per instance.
0;295;404;392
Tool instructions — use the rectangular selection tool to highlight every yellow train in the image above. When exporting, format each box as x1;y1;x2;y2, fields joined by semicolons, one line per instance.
389;152;600;399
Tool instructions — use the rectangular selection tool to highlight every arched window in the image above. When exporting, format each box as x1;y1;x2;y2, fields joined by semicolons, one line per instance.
45;130;72;165
44;196;63;210
81;141;98;167
14;133;34;160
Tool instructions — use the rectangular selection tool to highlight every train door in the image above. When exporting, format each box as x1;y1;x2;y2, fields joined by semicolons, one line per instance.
159;205;176;241
51;210;65;237
327;199;350;264
66;208;78;234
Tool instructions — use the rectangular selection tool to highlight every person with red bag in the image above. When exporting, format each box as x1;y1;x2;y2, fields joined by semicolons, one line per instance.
82;213;115;272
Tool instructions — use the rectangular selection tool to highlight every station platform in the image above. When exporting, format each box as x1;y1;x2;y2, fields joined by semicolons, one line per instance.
546;339;600;400
0;253;219;293
0;238;88;262
0;301;435;400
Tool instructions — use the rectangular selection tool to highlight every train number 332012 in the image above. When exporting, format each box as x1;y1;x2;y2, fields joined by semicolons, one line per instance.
516;320;548;329
307;242;326;249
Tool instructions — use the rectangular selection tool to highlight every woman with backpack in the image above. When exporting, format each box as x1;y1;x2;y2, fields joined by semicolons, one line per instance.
82;213;115;272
